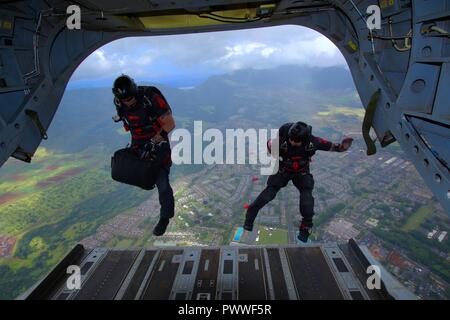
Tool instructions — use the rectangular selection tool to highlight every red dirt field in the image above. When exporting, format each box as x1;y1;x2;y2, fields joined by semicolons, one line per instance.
0;193;23;205
36;167;86;188
46;165;60;171
0;235;16;258
9;174;26;181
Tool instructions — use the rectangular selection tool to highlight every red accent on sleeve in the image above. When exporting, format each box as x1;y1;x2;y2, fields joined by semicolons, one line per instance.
123;123;130;132
154;94;167;109
317;137;330;145
315;136;333;151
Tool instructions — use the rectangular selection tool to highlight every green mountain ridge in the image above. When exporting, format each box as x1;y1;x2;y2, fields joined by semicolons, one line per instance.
44;65;360;153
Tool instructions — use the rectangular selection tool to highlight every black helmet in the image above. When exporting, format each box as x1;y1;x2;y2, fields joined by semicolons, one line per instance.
112;75;137;99
288;122;312;143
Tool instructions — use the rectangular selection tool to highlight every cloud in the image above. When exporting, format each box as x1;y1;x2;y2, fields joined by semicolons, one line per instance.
274;35;346;67
71;46;157;81
216;42;277;61
70;25;347;86
261;47;277;58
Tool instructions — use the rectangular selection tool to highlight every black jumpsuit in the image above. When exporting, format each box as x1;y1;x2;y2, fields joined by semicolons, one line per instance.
246;122;340;228
115;86;174;220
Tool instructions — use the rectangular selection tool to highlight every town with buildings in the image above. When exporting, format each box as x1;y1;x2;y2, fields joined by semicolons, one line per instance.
79;118;449;300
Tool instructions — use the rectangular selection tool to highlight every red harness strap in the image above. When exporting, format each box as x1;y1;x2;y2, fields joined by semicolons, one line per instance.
283;156;310;173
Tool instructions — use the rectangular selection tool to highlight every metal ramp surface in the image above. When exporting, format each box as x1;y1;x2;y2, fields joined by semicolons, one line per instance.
20;240;415;300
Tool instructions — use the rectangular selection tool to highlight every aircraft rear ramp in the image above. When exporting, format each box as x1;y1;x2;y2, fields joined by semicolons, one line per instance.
20;240;416;300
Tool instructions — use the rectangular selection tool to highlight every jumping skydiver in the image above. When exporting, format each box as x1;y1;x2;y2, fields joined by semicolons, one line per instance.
243;121;353;243
112;75;176;236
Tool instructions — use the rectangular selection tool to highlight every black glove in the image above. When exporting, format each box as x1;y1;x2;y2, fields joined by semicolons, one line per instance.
339;137;354;151
139;142;157;161
140;141;170;162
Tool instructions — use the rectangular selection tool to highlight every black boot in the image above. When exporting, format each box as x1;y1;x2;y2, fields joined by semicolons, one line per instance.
297;220;312;243
297;227;310;243
243;217;254;232
243;207;258;232
153;218;170;236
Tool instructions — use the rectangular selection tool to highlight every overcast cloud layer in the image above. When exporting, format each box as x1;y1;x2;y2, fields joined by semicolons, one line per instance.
70;25;347;88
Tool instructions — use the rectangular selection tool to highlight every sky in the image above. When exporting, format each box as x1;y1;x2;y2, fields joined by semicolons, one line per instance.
68;25;347;89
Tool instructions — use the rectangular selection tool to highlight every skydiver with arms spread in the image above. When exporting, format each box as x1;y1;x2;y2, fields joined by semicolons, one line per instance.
112;75;175;236
243;121;353;243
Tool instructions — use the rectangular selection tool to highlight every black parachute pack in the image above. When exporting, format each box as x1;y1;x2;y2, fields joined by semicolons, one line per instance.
111;147;161;190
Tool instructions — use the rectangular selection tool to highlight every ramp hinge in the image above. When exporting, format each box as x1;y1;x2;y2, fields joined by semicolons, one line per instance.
25;109;48;140
362;89;381;156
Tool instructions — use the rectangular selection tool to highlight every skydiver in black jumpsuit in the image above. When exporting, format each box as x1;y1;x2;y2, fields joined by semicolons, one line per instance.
243;121;353;242
112;75;176;236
